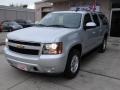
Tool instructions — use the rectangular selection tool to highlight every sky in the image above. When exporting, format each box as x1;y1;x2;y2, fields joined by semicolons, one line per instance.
0;0;41;9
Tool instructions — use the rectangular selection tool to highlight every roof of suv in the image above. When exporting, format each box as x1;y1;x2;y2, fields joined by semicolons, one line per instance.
52;11;103;15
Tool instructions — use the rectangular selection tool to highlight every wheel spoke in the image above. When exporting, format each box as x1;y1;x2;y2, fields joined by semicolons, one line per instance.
71;55;79;73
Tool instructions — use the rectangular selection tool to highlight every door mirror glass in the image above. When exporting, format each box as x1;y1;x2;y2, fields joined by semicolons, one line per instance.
84;22;96;30
86;22;96;27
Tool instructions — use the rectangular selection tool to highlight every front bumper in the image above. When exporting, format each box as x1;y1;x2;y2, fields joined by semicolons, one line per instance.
4;47;67;73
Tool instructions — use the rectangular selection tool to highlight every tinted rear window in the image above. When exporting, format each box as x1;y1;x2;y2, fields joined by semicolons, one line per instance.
92;14;100;26
98;14;108;25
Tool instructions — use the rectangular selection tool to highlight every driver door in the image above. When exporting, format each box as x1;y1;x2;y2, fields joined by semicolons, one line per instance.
82;13;97;53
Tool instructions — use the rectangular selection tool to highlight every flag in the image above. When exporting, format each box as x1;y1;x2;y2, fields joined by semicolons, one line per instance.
89;0;96;11
93;0;96;11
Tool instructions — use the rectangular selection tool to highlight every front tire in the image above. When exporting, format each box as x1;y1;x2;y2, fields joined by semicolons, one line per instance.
64;49;81;79
8;27;13;32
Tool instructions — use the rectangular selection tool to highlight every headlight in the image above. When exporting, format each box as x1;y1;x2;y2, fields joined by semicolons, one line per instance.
42;42;63;55
5;38;8;46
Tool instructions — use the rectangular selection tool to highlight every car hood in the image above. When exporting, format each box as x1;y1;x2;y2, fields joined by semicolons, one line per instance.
7;26;76;43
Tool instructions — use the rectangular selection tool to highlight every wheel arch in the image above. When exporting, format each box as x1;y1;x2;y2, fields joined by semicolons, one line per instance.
68;44;82;56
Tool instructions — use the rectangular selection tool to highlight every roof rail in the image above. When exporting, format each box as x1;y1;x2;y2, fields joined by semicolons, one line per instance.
70;7;91;12
70;6;100;12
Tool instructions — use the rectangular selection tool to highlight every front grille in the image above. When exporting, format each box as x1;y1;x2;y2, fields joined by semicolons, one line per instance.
9;46;39;55
8;40;40;46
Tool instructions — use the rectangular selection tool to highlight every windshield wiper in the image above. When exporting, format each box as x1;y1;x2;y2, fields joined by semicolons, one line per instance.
36;24;48;27
47;25;70;28
36;24;71;28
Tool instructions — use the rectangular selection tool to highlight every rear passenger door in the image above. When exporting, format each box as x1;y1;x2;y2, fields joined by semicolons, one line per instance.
92;13;101;46
98;14;109;44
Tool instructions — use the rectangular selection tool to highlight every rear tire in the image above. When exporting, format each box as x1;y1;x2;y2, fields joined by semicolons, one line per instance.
64;49;81;79
98;37;107;53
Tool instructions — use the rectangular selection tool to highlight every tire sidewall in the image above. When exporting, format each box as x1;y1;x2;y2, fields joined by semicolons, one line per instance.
102;38;107;51
64;49;81;78
99;38;107;52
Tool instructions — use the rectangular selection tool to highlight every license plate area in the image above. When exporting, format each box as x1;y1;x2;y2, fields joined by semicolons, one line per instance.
17;64;28;71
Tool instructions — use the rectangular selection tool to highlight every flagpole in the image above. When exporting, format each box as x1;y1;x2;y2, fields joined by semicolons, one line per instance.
93;0;96;11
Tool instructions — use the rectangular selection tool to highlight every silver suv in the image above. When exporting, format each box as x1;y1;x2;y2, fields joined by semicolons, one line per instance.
4;11;109;78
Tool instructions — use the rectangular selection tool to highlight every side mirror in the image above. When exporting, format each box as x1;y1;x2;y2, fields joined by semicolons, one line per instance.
85;22;96;29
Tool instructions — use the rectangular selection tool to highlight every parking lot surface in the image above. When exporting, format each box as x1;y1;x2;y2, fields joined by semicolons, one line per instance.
0;32;7;45
0;37;120;90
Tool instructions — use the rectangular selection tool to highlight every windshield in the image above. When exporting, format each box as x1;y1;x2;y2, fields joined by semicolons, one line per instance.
38;13;82;28
9;22;19;26
2;22;9;26
2;21;19;26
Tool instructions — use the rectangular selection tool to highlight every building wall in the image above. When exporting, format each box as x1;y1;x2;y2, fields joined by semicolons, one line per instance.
0;9;5;21
35;0;112;22
52;0;111;20
0;5;35;22
98;0;111;21
35;2;52;21
53;1;70;11
5;10;17;20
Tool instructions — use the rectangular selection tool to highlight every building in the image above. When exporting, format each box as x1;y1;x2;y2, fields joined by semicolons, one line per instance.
35;0;120;37
0;5;35;22
35;2;53;21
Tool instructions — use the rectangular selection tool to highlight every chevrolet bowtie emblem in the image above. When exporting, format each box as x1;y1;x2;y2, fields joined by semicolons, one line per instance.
16;44;25;49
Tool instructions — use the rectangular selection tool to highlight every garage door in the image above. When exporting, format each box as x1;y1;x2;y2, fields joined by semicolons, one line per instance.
111;9;120;37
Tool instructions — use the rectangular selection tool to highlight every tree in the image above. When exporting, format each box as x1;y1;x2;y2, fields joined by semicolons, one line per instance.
9;4;28;8
22;5;28;8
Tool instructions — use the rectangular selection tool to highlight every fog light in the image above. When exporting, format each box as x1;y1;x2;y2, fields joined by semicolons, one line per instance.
46;67;55;73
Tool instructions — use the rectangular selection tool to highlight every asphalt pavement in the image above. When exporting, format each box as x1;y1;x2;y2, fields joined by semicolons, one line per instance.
0;32;7;45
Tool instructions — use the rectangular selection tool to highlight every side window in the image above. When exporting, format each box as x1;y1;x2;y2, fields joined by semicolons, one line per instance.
83;13;92;29
92;14;100;26
99;14;108;25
